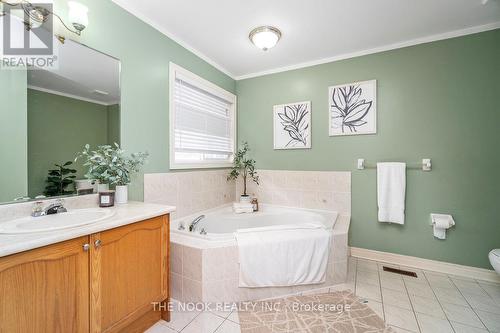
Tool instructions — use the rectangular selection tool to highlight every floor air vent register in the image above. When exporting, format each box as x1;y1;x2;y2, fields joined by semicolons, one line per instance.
382;266;418;277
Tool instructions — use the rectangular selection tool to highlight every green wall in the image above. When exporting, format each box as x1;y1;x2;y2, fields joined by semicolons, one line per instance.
0;69;27;202
107;104;120;146
52;0;236;200
27;89;114;197
236;30;500;269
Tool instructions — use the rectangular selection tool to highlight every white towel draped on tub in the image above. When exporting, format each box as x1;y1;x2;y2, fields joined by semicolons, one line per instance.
377;162;406;224
235;223;331;288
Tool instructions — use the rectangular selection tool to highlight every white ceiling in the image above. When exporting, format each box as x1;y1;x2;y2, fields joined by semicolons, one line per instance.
111;0;500;79
28;39;120;105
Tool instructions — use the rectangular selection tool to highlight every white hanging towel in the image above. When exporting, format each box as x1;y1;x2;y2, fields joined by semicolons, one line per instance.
235;223;331;287
377;162;406;224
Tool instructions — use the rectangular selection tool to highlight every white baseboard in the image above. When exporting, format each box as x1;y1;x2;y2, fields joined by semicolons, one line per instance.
350;247;500;284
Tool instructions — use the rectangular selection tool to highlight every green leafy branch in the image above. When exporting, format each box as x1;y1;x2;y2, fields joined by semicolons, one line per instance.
75;143;148;186
227;142;259;196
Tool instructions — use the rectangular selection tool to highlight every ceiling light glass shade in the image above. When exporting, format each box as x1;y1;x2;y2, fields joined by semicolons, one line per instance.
20;3;49;29
249;26;281;51
68;1;89;31
27;9;45;28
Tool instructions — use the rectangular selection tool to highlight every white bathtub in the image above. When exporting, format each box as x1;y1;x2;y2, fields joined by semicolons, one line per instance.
169;204;349;303
171;204;338;242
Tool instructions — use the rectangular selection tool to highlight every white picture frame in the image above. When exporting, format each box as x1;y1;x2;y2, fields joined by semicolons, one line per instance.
273;101;311;150
328;79;377;136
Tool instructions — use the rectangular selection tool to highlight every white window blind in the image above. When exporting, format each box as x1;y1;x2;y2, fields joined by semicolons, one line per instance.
170;63;236;169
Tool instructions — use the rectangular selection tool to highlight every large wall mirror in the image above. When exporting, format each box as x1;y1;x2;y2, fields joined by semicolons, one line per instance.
0;38;120;204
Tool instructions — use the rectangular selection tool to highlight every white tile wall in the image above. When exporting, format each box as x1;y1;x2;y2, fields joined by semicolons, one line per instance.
236;170;351;214
144;170;236;219
144;169;350;218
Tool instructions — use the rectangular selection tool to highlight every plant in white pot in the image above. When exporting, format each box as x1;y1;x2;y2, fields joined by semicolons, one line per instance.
75;145;111;192
76;143;148;204
227;142;259;203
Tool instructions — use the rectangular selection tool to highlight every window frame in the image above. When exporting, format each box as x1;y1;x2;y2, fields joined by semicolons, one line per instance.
169;62;237;170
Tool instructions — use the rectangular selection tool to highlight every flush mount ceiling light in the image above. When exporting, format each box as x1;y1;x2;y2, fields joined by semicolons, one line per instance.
249;26;282;51
0;0;88;36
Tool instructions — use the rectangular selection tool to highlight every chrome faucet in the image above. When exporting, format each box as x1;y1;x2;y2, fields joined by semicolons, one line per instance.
188;215;205;232
32;199;68;217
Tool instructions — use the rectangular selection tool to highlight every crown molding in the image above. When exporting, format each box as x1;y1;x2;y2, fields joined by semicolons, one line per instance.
235;22;500;80
110;0;236;79
107;1;500;82
28;85;118;106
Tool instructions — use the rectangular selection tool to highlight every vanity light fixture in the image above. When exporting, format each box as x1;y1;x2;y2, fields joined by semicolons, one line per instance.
0;0;88;36
249;26;282;51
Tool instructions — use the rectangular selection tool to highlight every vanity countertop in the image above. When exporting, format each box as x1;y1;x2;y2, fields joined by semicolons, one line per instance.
0;201;175;258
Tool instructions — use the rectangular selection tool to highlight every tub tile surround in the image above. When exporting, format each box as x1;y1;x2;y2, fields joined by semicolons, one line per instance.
236;170;351;214
144;170;236;220
144;169;352;303
144;169;351;216
170;215;350;303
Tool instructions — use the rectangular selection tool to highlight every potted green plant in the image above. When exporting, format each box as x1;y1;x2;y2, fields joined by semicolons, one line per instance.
227;142;259;203
75;146;110;192
44;161;77;197
76;143;148;204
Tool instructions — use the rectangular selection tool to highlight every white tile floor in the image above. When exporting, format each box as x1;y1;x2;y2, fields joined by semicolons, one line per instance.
145;257;500;333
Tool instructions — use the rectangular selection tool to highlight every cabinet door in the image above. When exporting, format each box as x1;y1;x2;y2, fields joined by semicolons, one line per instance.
90;215;169;333
0;236;90;333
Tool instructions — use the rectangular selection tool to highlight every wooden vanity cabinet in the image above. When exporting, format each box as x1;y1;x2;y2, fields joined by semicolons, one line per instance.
90;215;170;333
0;236;90;333
0;214;169;333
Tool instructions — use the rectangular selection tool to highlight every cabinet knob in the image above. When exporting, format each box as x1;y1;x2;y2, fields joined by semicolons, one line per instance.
94;239;102;248
83;243;90;252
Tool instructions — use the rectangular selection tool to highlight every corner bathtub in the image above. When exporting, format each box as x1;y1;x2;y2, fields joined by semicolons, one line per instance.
171;204;338;243
169;204;350;303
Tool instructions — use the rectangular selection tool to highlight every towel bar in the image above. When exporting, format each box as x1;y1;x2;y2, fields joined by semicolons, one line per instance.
357;158;431;171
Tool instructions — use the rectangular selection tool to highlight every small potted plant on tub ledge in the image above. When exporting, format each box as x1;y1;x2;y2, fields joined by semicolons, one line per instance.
227;142;259;203
76;143;148;204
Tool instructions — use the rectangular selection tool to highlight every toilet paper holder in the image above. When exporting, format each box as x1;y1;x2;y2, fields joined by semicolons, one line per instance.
430;214;455;226
430;213;455;240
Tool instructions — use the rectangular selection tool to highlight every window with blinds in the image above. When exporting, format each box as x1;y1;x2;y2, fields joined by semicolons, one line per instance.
169;63;236;169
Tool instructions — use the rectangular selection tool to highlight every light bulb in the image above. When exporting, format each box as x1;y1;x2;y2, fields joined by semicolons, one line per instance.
28;9;45;29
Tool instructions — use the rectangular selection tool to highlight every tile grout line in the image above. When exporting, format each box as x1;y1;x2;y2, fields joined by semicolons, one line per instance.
354;258;359;295
177;309;203;333
401;269;422;333
376;263;385;321
475;278;500;312
212;318;228;333
225;309;240;325
449;277;491;332
421;271;457;333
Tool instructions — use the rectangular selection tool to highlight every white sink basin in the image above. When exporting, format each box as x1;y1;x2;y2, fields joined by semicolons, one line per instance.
0;209;115;234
